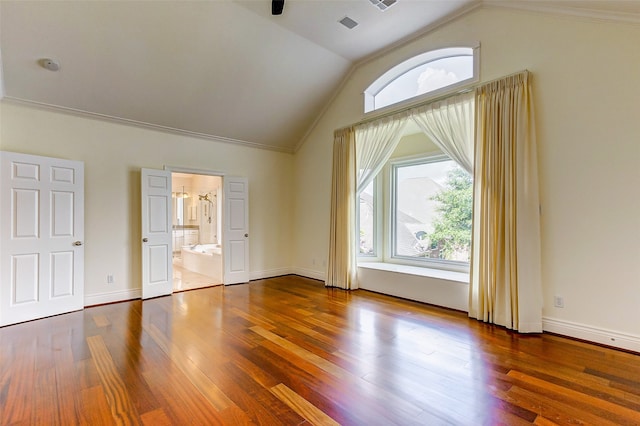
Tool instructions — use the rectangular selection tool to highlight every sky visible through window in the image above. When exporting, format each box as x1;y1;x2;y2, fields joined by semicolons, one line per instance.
374;55;473;111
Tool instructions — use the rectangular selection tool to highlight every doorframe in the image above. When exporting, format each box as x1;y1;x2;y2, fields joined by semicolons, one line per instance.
164;166;226;289
166;166;226;179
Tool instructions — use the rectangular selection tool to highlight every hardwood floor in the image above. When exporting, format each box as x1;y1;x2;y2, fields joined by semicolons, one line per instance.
1;275;639;425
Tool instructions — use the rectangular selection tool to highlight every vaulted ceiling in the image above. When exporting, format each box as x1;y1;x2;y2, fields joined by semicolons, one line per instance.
1;1;639;152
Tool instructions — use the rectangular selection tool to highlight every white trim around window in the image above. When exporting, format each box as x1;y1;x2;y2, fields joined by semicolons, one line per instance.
364;44;480;114
357;152;471;275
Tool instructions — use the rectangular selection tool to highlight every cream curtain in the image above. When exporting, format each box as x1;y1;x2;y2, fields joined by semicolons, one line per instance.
325;114;408;290
325;127;357;289
355;113;409;193
469;71;542;332
411;92;475;174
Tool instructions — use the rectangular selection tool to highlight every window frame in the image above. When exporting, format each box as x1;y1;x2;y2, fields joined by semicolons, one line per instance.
356;176;382;261
364;45;479;114
388;154;471;273
357;152;471;274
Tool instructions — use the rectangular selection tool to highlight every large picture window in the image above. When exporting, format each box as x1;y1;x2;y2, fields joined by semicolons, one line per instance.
391;156;472;268
357;148;472;273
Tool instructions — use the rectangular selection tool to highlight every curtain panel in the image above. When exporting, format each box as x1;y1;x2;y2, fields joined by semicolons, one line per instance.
354;112;409;194
411;91;475;175
325;114;408;290
325;127;357;289
469;71;543;332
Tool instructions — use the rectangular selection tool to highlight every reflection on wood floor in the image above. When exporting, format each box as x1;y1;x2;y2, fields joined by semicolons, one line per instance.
1;275;639;425
173;256;221;292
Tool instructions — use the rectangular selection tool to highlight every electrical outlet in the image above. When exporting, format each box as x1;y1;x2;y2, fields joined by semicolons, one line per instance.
553;296;564;308
107;274;114;284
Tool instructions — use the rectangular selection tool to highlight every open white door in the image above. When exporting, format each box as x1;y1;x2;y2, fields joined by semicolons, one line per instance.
0;151;84;326
141;168;173;299
223;177;249;285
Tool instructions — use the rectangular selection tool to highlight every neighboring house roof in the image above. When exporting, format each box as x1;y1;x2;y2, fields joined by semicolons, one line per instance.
358;176;444;257
395;176;442;257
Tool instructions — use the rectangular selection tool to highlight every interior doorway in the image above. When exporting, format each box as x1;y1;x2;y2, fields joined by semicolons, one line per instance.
171;172;223;291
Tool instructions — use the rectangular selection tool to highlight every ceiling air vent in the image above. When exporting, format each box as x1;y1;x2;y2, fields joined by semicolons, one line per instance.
369;0;397;11
338;16;359;30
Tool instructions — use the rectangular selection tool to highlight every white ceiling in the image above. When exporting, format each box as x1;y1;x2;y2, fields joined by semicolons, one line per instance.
235;0;475;61
1;0;639;152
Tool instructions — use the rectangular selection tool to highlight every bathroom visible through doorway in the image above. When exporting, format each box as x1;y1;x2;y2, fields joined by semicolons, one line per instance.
171;172;223;291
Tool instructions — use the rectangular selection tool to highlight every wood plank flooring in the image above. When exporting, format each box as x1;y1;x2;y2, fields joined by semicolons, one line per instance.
1;275;639;425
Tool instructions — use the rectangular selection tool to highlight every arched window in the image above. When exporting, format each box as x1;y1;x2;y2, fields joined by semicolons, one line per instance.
364;46;478;113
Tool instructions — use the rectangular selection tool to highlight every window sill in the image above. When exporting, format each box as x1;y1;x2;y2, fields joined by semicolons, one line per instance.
357;262;469;284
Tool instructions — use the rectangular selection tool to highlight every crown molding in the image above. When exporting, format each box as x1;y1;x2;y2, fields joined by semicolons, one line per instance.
356;1;484;69
483;0;640;25
293;1;484;154
293;0;640;154
293;64;358;153
2;97;295;154
356;0;640;71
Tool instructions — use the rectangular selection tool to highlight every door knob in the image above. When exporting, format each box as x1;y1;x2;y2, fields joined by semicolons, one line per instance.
244;233;248;237
73;241;82;246
142;238;148;242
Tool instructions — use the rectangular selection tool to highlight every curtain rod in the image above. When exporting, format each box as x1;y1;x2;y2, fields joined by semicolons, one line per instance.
339;69;529;132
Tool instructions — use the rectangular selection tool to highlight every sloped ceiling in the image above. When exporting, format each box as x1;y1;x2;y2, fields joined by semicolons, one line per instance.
1;1;639;152
0;1;353;152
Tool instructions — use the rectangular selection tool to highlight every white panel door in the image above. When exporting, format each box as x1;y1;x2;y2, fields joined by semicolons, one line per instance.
223;177;249;285
141;168;173;299
0;151;84;326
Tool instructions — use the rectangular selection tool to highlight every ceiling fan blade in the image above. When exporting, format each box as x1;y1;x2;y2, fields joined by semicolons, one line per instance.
272;0;284;15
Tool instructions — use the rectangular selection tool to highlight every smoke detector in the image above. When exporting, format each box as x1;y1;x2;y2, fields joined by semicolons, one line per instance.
39;58;60;71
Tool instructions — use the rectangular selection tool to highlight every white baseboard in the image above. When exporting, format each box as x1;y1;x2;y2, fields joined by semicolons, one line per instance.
250;267;293;281
84;268;293;307
543;317;640;353
291;267;325;281
85;288;141;307
82;282;638;354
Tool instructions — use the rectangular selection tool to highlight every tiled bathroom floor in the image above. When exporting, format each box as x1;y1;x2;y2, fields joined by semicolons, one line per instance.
172;258;222;292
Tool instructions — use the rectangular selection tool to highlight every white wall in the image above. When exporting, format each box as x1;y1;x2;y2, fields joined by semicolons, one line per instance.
1;5;638;351
293;7;640;350
359;266;469;312
0;49;4;100
0;101;293;304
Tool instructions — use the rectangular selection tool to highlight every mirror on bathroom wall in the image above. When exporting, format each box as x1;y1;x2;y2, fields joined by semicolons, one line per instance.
171;174;222;245
172;188;189;226
173;196;182;226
